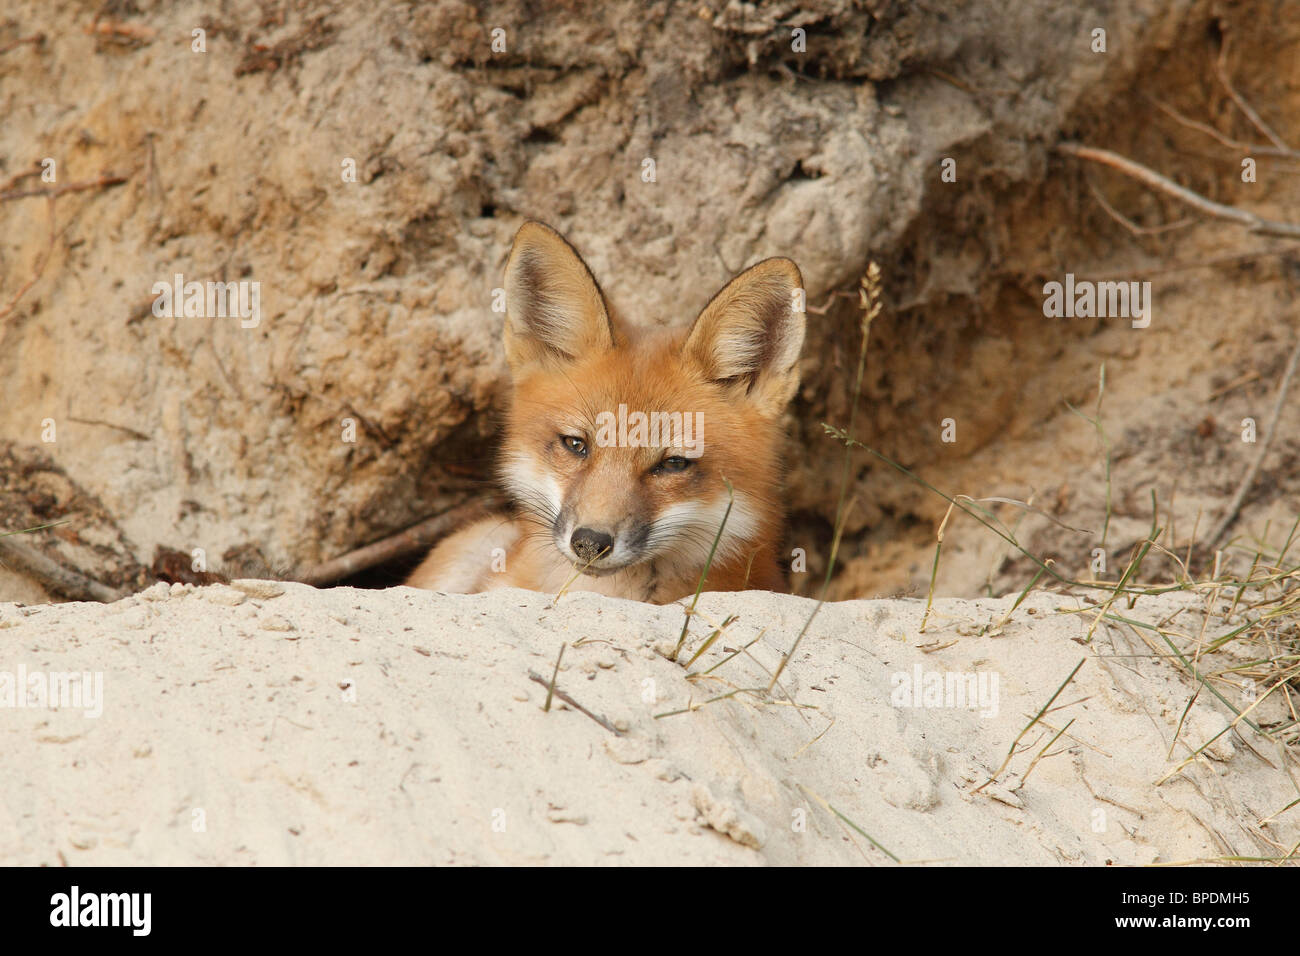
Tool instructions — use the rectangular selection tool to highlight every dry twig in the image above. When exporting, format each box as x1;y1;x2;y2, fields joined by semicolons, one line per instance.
0;33;44;55
1215;38;1289;153
0;536;126;603
526;670;622;735
1057;142;1300;239
294;499;488;586
0;171;127;203
1149;98;1300;160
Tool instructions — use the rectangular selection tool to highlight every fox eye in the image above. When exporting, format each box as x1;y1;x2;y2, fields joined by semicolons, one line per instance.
560;435;588;457
657;455;692;473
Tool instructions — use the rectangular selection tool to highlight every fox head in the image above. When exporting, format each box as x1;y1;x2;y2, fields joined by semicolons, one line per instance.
498;221;805;591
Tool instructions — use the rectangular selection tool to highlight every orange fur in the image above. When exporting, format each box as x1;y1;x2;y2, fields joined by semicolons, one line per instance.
406;221;805;604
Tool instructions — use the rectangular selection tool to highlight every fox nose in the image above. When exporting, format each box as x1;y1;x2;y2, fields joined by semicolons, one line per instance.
570;527;614;563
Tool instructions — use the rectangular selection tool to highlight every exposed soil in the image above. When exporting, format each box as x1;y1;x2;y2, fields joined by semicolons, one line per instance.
788;9;1300;600
0;0;1297;603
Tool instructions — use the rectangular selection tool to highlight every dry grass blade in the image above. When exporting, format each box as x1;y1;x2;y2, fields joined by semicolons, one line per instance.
682;614;738;670
672;479;735;661
769;264;882;690
543;643;565;711
1020;717;1076;785
797;783;901;863
1205;330;1300;550
975;658;1086;793
921;500;956;633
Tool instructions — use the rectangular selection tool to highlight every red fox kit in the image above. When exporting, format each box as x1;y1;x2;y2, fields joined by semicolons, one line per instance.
406;221;805;604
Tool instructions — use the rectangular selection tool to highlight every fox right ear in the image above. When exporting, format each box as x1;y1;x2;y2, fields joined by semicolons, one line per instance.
502;221;614;373
684;257;805;415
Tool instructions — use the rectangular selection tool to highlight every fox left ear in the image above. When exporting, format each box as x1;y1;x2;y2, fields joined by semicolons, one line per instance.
684;257;805;414
502;221;615;374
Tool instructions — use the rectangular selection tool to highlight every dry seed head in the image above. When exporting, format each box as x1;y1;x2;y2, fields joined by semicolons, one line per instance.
858;261;884;332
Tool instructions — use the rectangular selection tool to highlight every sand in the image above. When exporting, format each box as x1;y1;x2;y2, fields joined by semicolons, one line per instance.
0;581;1292;865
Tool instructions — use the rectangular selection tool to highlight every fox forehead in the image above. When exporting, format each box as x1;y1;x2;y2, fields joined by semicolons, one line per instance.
510;331;741;431
600;330;706;407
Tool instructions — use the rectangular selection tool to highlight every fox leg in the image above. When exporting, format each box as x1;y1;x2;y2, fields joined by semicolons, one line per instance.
405;514;520;593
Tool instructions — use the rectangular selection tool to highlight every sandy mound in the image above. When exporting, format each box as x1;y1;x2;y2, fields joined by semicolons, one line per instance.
1;582;1290;865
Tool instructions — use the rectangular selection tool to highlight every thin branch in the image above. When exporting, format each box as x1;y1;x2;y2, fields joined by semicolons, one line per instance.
65;415;152;441
0;167;43;193
1206;370;1260;401
294;498;488;586
84;19;156;43
526;671;622;735
1216;38;1289;152
1149;98;1300;160
1056;142;1300;239
0;172;127;203
0;33;44;55
0;536;126;603
1085;175;1193;236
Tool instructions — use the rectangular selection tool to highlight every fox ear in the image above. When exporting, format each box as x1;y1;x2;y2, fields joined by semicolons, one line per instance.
502;221;614;372
684;257;805;413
